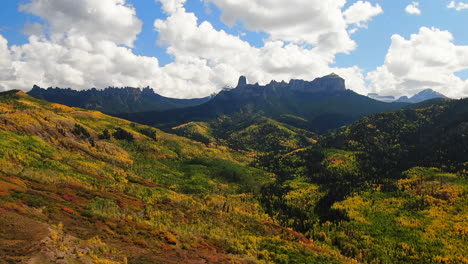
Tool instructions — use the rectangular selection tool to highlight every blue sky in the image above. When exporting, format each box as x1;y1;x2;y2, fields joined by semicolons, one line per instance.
0;0;467;98
336;1;468;71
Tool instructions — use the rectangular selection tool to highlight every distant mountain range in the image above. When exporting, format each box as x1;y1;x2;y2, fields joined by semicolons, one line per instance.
27;74;450;133
27;85;211;114
121;74;408;132
396;88;448;103
368;88;448;103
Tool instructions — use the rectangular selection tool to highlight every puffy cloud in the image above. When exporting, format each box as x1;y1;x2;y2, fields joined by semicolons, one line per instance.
0;35;15;91
405;2;421;15
155;10;254;63
344;1;383;29
3;35;160;90
448;1;468;11
0;0;171;95
206;0;347;54
205;0;383;52
157;0;186;14
19;0;142;47
366;27;468;98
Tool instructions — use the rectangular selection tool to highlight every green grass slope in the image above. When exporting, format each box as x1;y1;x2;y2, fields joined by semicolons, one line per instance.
172;114;316;155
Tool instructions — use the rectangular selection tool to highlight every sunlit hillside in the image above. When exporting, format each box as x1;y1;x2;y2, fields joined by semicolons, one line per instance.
0;91;354;263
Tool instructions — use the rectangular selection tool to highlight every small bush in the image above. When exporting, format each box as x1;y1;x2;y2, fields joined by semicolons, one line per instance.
73;124;91;138
138;127;157;140
98;129;111;140
24;195;48;208
85;197;121;218
113;128;134;141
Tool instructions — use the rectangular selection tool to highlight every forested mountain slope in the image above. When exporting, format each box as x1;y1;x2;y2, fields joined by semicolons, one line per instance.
256;99;468;264
325;98;468;177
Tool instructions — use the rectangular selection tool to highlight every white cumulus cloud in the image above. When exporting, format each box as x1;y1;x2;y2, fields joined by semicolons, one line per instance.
405;2;421;15
448;1;468;10
3;35;163;92
366;27;468;98
1;0;167;94
0;36;15;91
205;0;382;55
157;0;186;14
19;0;142;47
344;1;383;29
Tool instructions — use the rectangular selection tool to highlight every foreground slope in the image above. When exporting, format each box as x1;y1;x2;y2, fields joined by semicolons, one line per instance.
0;91;353;263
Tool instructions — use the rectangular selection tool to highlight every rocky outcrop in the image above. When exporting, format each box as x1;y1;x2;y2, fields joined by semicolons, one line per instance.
237;76;247;88
232;73;346;97
289;73;346;93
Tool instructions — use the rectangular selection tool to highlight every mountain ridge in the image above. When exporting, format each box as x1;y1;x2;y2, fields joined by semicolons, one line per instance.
120;74;409;133
27;85;211;114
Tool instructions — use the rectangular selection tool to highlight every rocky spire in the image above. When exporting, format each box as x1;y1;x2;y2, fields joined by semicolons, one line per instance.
237;76;247;88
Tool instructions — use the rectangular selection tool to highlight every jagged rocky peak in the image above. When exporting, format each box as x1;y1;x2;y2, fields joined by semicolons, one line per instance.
324;72;340;78
289;73;346;93
268;80;288;86
230;73;346;95
237;76;248;88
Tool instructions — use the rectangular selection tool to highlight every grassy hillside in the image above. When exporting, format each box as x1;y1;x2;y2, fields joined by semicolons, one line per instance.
0;91;353;263
172;114;316;154
329;167;467;263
